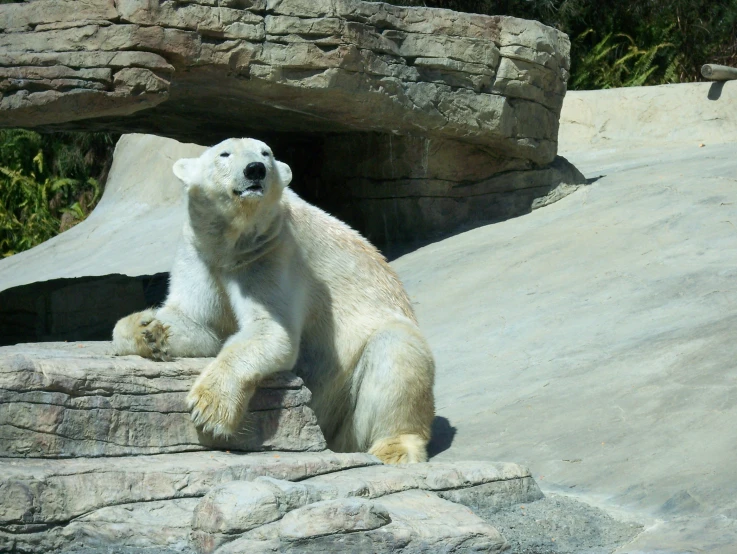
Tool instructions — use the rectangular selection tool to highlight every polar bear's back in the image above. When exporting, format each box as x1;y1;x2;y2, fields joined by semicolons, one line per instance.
282;189;416;327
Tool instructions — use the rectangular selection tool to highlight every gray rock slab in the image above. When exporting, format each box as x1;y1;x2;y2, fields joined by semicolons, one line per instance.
0;449;378;553
191;460;540;552
0;449;378;525
0;341;326;456
206;488;508;554
6;498;199;554
393;139;737;552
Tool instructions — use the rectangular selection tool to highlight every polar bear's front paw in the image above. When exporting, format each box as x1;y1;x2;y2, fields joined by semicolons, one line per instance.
112;310;172;361
138;315;172;362
186;361;254;437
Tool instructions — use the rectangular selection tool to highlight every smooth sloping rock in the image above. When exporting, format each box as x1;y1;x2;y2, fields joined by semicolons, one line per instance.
0;341;326;456
191;460;541;552
393;138;737;551
559;81;737;151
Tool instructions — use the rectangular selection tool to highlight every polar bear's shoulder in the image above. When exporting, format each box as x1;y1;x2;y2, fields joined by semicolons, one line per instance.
282;188;377;257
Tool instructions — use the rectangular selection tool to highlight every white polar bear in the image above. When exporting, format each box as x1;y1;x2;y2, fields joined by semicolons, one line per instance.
112;138;435;463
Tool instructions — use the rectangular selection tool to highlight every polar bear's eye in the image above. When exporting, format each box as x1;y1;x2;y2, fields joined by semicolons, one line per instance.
261;150;269;157
220;152;230;158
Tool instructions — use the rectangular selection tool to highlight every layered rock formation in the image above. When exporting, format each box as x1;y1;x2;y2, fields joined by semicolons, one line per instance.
0;0;583;249
0;341;545;553
0;342;325;457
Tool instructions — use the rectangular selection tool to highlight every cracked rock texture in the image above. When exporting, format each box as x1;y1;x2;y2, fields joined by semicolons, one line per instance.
0;0;568;158
0;341;550;553
0;0;583;249
192;462;542;553
0;449;381;553
0;342;326;457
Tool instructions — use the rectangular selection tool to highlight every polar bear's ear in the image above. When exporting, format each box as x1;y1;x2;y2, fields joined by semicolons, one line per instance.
276;160;292;187
172;157;202;188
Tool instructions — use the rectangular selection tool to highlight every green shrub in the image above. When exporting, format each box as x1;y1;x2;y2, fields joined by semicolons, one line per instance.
571;30;677;89
0;130;113;257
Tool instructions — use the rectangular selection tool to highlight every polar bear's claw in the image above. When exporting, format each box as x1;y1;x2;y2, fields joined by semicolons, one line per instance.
113;310;173;361
186;363;250;438
141;322;172;361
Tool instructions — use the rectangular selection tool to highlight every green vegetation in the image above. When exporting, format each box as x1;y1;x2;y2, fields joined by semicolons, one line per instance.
386;0;737;89
0;130;116;257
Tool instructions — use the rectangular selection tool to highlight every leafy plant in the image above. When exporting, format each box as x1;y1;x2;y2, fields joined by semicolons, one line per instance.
0;129;113;257
571;30;676;89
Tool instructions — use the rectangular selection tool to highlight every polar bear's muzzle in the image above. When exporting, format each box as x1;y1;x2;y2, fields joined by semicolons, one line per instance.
234;162;267;197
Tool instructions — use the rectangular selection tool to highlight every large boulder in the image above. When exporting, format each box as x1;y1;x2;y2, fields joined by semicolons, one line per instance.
0;0;568;157
0;0;583;252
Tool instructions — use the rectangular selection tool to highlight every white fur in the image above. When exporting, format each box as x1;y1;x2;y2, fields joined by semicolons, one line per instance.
112;138;435;463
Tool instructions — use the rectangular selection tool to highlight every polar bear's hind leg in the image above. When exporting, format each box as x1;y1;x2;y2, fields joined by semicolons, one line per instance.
351;319;435;464
369;433;428;464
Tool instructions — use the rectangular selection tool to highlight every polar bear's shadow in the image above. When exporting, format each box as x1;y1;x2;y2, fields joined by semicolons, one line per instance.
427;416;457;458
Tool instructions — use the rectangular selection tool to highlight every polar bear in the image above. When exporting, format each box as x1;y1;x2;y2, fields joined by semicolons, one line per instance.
112;138;435;464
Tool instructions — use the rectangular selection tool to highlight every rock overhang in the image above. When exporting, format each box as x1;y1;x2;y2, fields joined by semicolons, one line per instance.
0;0;570;164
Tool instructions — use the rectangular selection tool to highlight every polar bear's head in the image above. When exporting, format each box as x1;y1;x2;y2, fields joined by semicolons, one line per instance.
172;138;292;206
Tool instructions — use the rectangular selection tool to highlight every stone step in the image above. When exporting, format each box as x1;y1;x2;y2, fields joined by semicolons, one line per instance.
0;454;542;553
0;450;380;553
0;342;326;457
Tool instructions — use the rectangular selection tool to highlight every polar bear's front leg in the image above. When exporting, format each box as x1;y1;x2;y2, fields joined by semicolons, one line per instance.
112;306;224;360
186;320;299;437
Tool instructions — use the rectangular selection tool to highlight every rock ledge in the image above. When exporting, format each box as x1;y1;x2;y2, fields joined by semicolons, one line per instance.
0;341;547;553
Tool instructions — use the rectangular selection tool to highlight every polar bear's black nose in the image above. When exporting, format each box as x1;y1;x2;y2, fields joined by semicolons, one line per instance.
245;162;266;181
